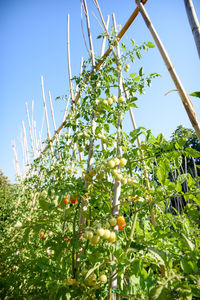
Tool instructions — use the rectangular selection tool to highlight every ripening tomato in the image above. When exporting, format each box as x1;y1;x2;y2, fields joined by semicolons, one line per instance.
117;216;126;227
97;228;105;237
64;197;69;204
71;199;77;204
102;229;111;240
108;231;116;243
90;235;100;245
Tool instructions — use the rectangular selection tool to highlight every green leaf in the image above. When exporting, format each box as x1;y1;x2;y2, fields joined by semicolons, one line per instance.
185;147;200;158
176;174;188;184
147;41;155;48
130;72;137;78
148;247;167;266
139;67;143;76
149;286;163;299
85;262;101;279
190;91;200;98
39;198;49;211
136;50;141;59
104;124;110;133
181;233;195;251
157;161;169;185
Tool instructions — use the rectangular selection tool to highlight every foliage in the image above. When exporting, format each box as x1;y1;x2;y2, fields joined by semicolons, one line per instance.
0;38;200;300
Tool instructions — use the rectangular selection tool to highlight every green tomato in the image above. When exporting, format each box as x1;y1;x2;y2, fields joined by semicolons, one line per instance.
119;157;127;167
99;274;107;283
112;95;117;103
102;229;111;240
97;228;105;237
118;96;124;103
107;97;113;105
107;160;115;169
109;217;117;226
90;235;100;245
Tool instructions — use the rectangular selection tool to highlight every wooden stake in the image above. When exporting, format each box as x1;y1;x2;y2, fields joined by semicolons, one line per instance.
25;102;35;157
67;14;75;101
22;120;30;167
184;0;200;59
41;76;51;141
12;141;21;179
136;0;200;141
82;0;95;66
48;90;62;161
111;14;123;300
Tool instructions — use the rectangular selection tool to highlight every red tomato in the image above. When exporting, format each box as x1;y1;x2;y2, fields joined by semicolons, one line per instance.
71;199;77;204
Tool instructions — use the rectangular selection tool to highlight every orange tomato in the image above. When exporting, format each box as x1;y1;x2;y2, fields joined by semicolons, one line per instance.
117;216;126;227
64;197;69;204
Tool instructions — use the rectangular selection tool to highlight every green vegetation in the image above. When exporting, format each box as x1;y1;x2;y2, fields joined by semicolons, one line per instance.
0;38;200;300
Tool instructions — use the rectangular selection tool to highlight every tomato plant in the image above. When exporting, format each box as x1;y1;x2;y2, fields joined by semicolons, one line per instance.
0;34;200;300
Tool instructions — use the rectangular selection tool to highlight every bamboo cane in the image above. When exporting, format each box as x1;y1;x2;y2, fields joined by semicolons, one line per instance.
67;14;75;102
41;76;54;155
184;0;200;59
82;0;95;67
20;131;25;178
12;141;21;179
136;0;200;141
78;0;97;239
110;14;123;300
25;102;35;157
48;90;62;160
39;0;148;156
22;120;30;168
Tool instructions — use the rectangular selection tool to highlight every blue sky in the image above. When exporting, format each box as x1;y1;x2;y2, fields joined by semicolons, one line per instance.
1;0;200;182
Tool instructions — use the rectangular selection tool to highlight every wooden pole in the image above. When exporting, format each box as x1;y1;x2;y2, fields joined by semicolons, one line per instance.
22;120;30;167
136;0;200;141
82;0;95;66
184;0;200;59
12;141;21;179
41;76;51;141
41;76;54;155
110;14;123;300
67;14;75;101
25;102;35;157
48;90;62;160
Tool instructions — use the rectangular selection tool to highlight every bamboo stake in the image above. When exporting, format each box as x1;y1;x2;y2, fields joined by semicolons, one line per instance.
41;76;54;156
111;14;123;300
78;0;97;240
39;0;149;156
22;120;30;167
38;131;43;152
82;0;95;66
12;141;21;179
41;76;51;141
67;14;74;101
20;131;25;178
101;16;110;57
136;0;200;141
33;120;39;155
184;0;200;59
25;102;35;157
48;90;62;160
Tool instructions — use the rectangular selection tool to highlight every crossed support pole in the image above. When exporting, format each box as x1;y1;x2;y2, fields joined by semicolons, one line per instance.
136;0;200;141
